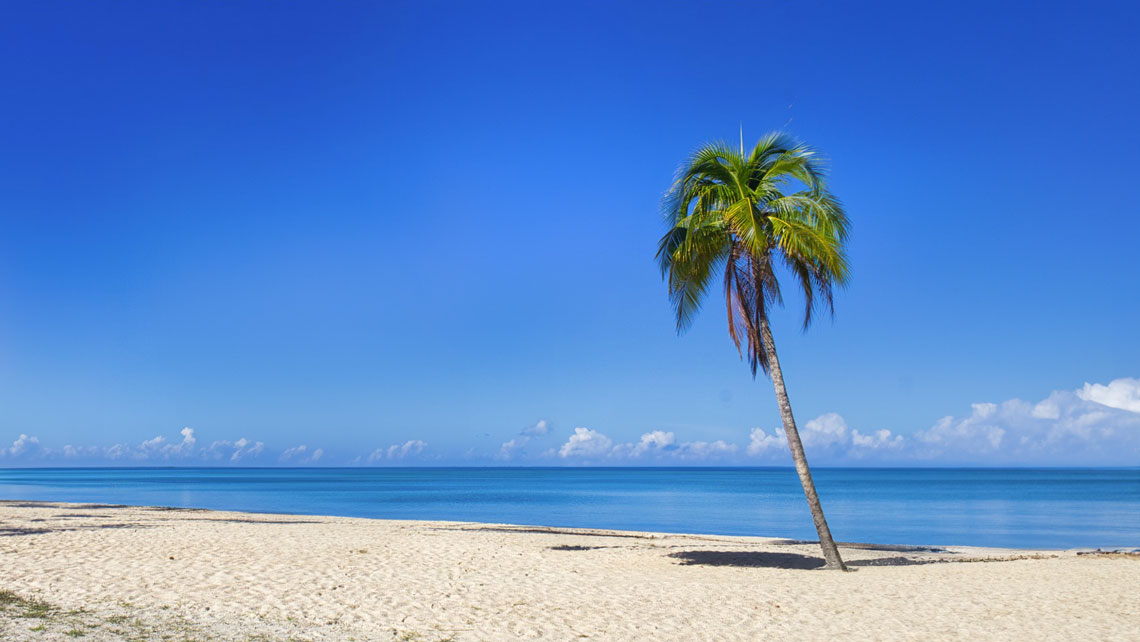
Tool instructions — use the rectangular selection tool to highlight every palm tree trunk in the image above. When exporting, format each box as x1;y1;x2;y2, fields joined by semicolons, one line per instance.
758;316;848;571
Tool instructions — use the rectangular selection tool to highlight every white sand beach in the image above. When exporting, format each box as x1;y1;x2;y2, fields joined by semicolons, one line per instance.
1;501;1137;641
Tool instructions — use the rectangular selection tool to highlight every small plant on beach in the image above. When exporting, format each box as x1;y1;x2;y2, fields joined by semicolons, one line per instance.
0;589;56;618
658;131;850;570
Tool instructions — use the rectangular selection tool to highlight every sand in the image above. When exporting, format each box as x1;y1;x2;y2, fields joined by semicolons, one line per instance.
0;501;1137;641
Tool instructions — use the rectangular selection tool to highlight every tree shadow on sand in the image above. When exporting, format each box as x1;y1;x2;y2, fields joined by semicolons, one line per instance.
669;550;935;569
0;523;155;537
670;551;829;569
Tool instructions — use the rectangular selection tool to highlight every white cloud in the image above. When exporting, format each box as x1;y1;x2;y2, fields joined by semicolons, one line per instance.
676;439;738;459
0;377;1135;467
496;419;551;461
910;382;1140;464
1;428;299;465
522;419;549;436
558;427;614;458
738;378;1139;464
559;428;738;462
0;434;45;459
629;430;675;456
497;438;525;460
62;444;103;459
137;427;197;459
748;427;785;455
800;413;850;450
851;428;903;450
279;444;324;464
105;443;130;460
166;427;197;456
364;439;428;464
745;413;901;462
914;408;1007;455
1077;378;1140;413
387;439;425;459
14;428;264;464
205;437;266;462
1031;395;1063;419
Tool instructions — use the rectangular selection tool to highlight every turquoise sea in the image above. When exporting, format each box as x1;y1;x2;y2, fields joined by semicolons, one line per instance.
1;467;1137;549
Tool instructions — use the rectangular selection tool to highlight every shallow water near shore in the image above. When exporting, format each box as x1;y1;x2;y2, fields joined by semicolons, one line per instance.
1;466;1136;549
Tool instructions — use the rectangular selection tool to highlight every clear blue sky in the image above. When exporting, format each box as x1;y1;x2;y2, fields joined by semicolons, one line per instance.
1;1;1138;466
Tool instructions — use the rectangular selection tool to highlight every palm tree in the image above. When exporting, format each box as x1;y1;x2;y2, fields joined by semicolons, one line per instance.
657;132;850;570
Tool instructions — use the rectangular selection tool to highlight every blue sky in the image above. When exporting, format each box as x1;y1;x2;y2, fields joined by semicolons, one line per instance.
1;1;1137;467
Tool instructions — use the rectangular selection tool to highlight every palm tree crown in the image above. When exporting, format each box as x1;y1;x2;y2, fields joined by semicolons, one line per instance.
657;132;849;374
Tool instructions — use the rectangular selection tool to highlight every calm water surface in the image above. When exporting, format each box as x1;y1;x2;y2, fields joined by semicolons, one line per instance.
1;467;1137;549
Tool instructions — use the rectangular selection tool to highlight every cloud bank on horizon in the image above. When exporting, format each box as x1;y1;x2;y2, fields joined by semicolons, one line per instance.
2;378;1138;467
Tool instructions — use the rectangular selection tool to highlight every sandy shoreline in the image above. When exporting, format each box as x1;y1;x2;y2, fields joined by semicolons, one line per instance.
1;501;1137;641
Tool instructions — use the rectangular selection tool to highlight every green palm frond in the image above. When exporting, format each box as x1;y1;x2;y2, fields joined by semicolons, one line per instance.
658;131;849;375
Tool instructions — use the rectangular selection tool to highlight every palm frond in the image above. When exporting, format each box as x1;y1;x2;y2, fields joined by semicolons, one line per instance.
659;132;848;375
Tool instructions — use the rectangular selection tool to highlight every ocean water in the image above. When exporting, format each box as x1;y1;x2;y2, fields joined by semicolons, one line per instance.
0;467;1137;549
